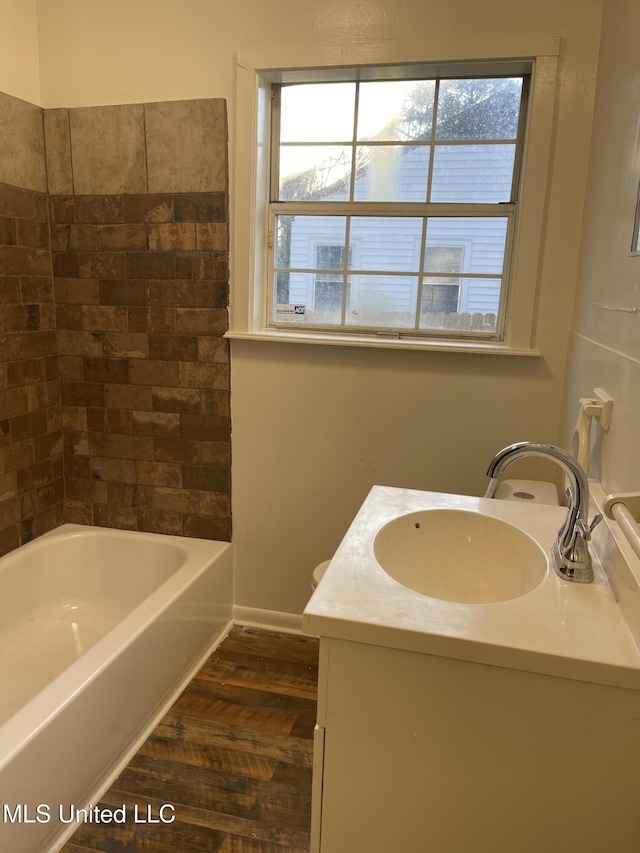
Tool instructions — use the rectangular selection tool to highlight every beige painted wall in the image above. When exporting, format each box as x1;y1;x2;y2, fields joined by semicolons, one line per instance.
18;0;604;613
0;0;41;104
560;0;640;493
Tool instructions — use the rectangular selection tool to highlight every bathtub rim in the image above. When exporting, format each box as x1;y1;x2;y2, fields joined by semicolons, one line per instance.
48;611;233;853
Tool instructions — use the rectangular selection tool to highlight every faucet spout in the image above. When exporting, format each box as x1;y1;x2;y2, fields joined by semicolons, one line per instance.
485;442;602;583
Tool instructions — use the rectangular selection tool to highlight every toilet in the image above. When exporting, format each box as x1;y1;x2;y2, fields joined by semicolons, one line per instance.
491;478;560;505
311;559;331;592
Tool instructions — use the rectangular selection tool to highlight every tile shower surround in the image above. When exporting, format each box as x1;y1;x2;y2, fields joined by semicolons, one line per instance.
0;94;231;554
52;191;231;540
0;183;63;556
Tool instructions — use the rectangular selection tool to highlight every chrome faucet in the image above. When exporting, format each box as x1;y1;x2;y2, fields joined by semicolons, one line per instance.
485;441;602;583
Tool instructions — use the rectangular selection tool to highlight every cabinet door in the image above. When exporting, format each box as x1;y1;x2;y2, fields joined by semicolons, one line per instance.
317;638;640;853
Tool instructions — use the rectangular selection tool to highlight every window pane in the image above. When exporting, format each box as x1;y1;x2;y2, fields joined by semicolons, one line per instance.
424;217;508;275
420;277;499;333
436;78;523;141
274;270;296;307
275;215;347;269
420;281;460;315
275;216;293;268
346;274;418;328
458;276;502;316
273;272;347;326
316;244;345;269
315;277;351;324
274;271;313;320
280;83;356;142
430;144;515;202
279;145;352;201
424;246;463;274
353;145;429;202
357;80;435;142
349;217;423;271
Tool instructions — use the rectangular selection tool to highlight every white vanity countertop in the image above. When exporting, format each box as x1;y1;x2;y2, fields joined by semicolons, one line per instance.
302;486;640;691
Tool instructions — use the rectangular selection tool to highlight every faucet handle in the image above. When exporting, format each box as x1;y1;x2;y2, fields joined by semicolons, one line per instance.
576;512;603;541
587;512;603;536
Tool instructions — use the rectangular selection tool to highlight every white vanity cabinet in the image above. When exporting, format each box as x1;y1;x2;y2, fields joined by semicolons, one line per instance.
303;487;640;852
310;636;640;853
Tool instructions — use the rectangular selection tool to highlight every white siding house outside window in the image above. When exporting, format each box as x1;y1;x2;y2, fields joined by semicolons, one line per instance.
269;72;528;341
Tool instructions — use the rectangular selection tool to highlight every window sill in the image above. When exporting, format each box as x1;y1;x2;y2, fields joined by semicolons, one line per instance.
225;329;541;357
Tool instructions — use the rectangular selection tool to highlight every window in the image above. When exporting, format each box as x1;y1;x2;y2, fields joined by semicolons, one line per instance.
268;71;528;340
231;47;558;353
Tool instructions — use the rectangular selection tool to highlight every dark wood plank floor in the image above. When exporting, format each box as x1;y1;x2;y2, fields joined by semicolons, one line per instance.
62;626;319;853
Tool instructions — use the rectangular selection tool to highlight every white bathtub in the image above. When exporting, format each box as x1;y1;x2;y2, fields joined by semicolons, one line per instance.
0;523;233;853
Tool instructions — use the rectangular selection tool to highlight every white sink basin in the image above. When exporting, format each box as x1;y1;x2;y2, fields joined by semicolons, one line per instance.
373;508;548;604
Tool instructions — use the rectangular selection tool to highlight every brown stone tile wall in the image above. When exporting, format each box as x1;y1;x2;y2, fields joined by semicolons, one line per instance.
0;93;230;553
0;182;63;556
51;190;231;540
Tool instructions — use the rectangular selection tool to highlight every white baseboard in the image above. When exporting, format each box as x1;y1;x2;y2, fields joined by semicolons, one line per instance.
232;605;305;635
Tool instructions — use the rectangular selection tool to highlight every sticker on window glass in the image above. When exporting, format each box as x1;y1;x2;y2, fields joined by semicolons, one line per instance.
276;304;306;318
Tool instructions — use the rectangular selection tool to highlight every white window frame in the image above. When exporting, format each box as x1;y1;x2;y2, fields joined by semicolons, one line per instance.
229;39;559;356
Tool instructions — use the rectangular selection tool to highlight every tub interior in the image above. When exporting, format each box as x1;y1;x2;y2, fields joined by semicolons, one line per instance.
0;530;188;726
